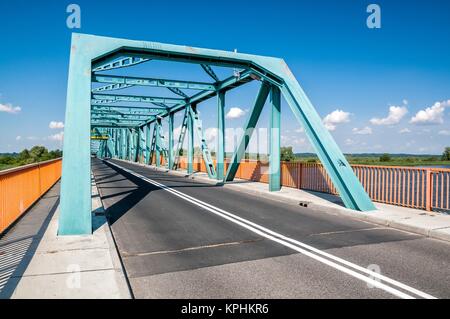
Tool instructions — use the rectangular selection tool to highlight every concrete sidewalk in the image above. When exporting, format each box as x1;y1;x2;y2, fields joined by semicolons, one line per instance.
126;161;450;244
0;176;131;299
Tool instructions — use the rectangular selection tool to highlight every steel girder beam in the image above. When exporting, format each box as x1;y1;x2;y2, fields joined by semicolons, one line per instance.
91;99;119;105
92;83;134;93
91;124;137;129
92;93;184;105
92;74;215;91
188;105;217;179
269;86;281;191
91;116;147;121
93;56;150;72
217;91;225;180
60;35;374;238
225;81;271;182
92;122;144;128
92;104;166;111
92;111;158;117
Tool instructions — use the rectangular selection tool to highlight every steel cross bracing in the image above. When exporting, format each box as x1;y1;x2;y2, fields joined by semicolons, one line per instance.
172;106;189;170
59;33;376;236
189;105;216;179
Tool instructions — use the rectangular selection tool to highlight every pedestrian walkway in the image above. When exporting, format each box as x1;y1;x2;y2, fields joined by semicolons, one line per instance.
0;177;131;299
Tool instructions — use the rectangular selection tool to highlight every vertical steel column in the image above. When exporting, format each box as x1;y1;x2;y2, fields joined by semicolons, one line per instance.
155;119;161;167
133;129;138;162
111;129;114;158
114;129;118;158
217;91;225;180
187;104;194;174
120;128;127;160
59;35;92;235
127;129;132;160
269;86;281;191
145;123;151;164
136;127;141;163
116;129;120;158
168;113;174;170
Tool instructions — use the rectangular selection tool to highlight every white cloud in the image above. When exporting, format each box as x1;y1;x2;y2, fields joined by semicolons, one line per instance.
295;127;304;133
281;134;306;146
204;127;218;145
410;100;450;125
225;107;245;119
352;126;372;135
49;121;64;129
0;103;21;114
16;135;22;141
438;130;450;136
399;128;411;134
26;136;39;140
345;138;356;145
370;105;408;125
323;109;350;131
49;131;64;141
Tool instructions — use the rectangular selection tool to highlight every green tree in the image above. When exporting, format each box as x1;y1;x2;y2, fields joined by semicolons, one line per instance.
442;147;450;161
29;146;48;162
379;153;391;162
280;146;295;162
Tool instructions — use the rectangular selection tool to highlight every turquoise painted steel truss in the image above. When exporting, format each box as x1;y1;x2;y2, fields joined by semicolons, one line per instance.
59;33;375;236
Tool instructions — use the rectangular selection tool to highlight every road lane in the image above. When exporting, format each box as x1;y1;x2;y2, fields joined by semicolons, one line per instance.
92;159;450;298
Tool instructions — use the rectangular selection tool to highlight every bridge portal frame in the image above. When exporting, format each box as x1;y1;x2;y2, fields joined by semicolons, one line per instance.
59;33;375;236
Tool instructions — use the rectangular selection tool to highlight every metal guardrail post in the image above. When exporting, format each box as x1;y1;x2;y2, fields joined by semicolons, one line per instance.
425;169;432;211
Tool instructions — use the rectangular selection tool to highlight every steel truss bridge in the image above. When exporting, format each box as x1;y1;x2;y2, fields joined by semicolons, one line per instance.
59;33;375;235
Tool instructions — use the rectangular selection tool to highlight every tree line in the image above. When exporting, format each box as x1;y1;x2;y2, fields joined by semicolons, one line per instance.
0;146;62;170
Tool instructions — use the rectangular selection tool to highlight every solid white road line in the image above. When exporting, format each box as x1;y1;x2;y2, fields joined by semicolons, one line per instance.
106;160;437;299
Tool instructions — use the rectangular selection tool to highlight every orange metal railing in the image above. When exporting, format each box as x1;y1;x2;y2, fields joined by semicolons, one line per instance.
175;156;449;212
0;158;62;234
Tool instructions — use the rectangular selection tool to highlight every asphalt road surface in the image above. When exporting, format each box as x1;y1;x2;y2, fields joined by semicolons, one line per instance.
92;158;450;299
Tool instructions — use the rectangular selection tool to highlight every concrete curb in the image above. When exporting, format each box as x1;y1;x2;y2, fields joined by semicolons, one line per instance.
91;174;133;299
109;159;450;244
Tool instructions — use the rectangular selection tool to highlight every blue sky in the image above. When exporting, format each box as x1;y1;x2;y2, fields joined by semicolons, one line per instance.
0;0;449;154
